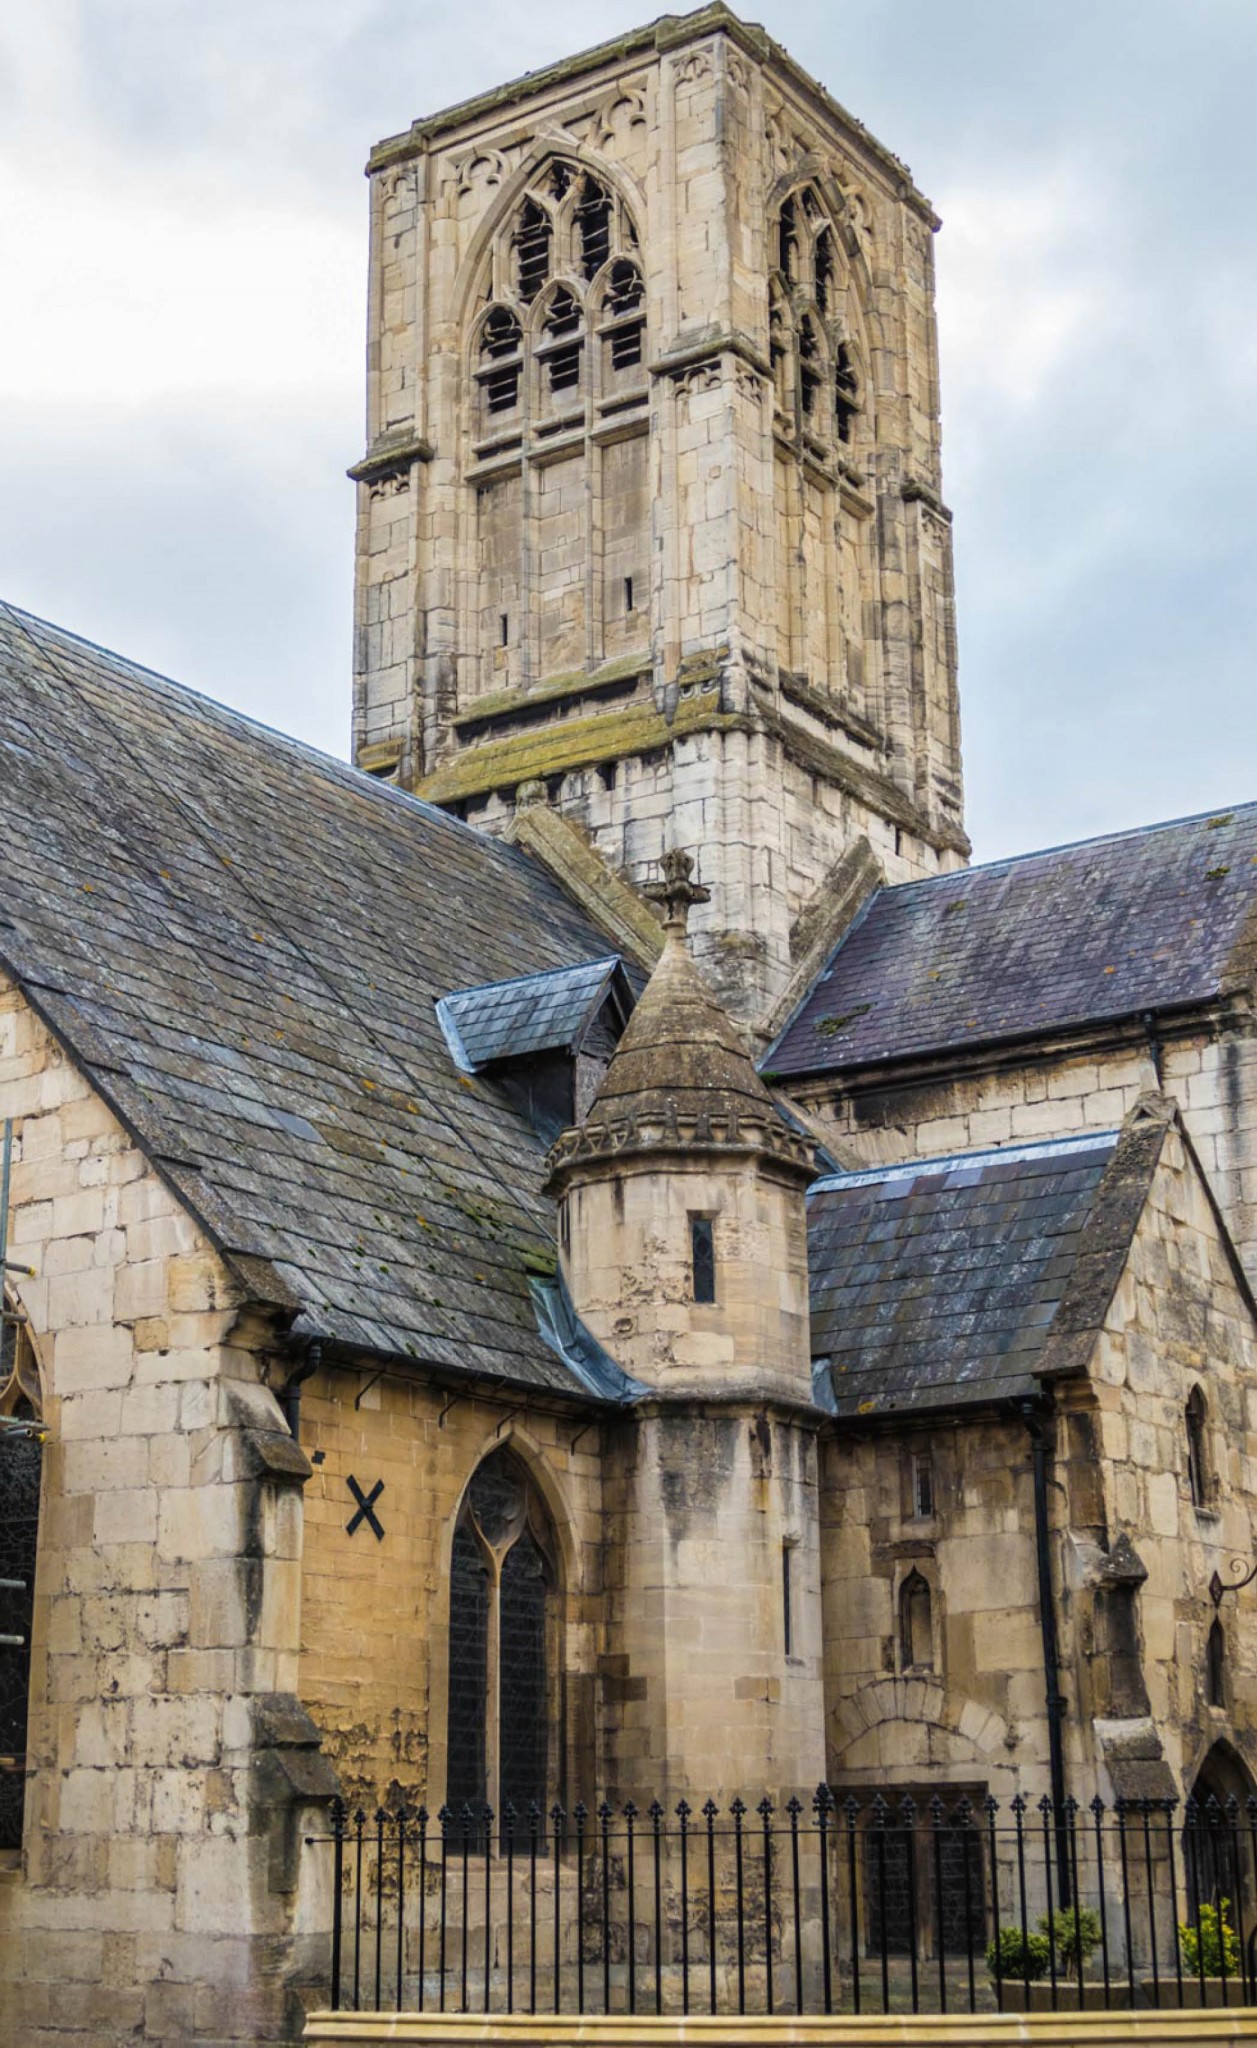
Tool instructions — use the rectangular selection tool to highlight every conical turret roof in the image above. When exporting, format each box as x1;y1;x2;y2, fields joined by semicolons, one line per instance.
545;853;814;1188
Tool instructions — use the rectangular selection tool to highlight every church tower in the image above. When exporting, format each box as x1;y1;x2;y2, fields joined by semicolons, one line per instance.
351;3;967;1021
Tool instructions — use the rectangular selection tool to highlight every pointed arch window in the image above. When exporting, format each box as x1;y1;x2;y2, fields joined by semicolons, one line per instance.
900;1569;933;1672
514;200;552;303
1207;1618;1226;1708
445;1448;560;1820
575;176;613;281
835;342;862;444
540;286;584;399
1186;1384;1210;1509
770;184;866;454
478;307;524;424
466;158;649;692
0;1304;43;1852
602;260;645;376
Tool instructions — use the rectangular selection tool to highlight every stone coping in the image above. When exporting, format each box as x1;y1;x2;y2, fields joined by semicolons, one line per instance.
304;2009;1257;2045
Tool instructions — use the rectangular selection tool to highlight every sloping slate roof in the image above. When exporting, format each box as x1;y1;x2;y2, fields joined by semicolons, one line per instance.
808;1133;1120;1416
0;601;641;1395
769;804;1257;1079
437;957;624;1073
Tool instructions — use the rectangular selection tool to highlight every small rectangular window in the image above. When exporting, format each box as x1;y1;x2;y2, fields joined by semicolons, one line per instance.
690;1214;715;1304
911;1452;934;1519
624;575;634;614
499;613;509;648
782;1542;793;1658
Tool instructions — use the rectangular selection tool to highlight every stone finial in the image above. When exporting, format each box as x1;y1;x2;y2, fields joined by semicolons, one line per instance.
644;849;711;937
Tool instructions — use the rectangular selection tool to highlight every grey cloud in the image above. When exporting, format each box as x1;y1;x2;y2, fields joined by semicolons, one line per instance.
4;1;1256;861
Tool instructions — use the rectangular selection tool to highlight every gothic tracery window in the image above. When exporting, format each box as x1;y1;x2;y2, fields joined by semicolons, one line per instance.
769;183;865;452
467;160;649;691
0;1304;43;1853
445;1447;559;1820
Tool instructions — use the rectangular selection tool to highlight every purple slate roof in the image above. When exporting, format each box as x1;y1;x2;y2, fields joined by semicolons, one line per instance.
767;804;1257;1081
808;1133;1121;1416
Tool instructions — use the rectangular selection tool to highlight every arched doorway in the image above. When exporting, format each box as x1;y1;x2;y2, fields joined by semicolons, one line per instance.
1185;1740;1257;1938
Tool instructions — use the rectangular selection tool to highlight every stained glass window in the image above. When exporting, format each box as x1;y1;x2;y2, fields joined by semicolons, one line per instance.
446;1523;489;1817
446;1448;556;1818
0;1310;42;1852
499;1528;548;1815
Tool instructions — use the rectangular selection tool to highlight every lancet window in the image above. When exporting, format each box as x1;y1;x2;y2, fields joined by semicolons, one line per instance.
769;184;865;451
1186;1384;1210;1509
899;1569;933;1673
467;161;649;692
0;1304;43;1852
472;165;645;442
445;1448;560;1820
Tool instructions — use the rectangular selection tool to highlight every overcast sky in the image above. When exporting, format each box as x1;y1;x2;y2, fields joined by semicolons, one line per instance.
3;2;1254;863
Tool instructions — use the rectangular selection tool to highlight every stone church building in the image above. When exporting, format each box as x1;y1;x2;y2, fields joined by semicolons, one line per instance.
3;5;1257;2041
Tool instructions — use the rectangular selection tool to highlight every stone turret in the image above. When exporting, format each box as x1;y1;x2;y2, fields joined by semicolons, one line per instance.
546;850;815;1404
547;852;824;1802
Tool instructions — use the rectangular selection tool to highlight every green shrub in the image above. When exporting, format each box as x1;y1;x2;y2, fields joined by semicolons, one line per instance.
1180;1900;1241;1978
1039;1906;1103;1979
987;1925;1051;1981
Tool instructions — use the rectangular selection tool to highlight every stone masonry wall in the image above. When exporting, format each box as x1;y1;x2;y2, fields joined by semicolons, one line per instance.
1065;1120;1257;1804
0;973;322;2048
821;1414;1042;1807
821;1121;1257;1827
295;1366;607;1815
801;1022;1257;1286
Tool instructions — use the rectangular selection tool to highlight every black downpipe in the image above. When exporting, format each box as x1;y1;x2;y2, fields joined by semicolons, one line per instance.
280;1338;322;1441
1023;1395;1071;1905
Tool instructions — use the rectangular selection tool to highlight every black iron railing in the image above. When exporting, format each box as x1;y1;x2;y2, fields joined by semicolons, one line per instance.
310;1789;1257;2017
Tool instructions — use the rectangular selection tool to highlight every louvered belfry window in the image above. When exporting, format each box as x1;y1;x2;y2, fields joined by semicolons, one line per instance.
445;1448;558;1819
0;1310;42;1853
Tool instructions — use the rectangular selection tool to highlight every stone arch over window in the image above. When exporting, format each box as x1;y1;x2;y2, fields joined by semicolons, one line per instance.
461;154;649;695
1186;1383;1212;1509
444;1444;563;1820
0;1298;44;1852
899;1568;934;1673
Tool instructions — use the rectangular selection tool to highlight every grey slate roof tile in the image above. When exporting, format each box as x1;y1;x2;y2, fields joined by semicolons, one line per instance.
0;601;642;1397
807;1132;1121;1416
768;803;1257;1078
437;958;627;1072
